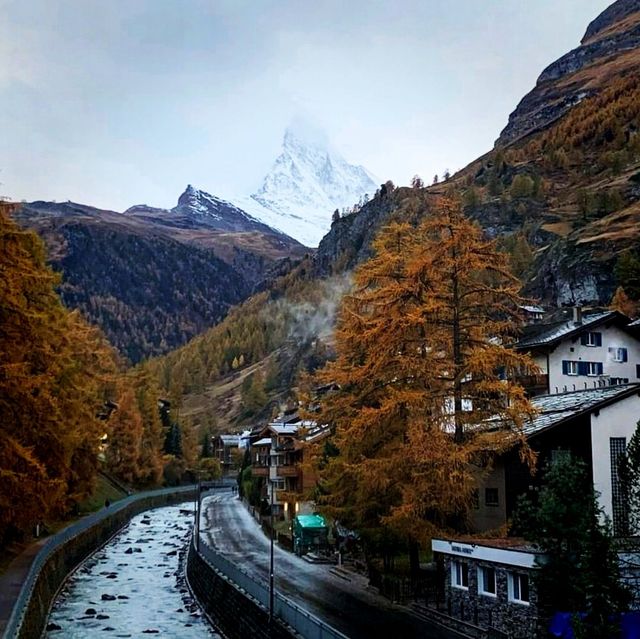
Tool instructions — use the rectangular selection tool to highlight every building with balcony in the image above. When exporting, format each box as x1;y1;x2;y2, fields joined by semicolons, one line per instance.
249;415;330;520
514;309;640;397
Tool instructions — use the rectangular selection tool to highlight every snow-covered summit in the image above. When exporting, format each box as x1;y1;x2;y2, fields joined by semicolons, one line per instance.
238;125;378;247
126;185;287;236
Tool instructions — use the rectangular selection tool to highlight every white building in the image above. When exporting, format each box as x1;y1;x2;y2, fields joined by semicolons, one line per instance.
515;309;640;396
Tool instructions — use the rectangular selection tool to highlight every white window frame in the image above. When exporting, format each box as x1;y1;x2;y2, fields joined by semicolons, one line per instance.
586;362;599;377
612;347;626;363
478;566;497;598
567;361;578;376
507;572;530;605
451;560;469;590
585;332;599;347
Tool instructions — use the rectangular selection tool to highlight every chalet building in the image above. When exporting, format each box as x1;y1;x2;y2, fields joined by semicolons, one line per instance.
514;309;640;397
250;415;329;520
212;434;241;473
432;382;640;638
473;383;640;535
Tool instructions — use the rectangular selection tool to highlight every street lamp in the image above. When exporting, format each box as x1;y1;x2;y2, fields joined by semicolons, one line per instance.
269;478;275;628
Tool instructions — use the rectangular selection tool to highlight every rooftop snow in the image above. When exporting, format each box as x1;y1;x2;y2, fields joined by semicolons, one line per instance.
268;424;299;435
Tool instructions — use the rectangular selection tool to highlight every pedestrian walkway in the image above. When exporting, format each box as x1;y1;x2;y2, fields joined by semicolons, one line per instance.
0;538;48;635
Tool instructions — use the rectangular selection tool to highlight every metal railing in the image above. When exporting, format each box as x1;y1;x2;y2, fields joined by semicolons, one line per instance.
195;536;349;639
3;484;201;639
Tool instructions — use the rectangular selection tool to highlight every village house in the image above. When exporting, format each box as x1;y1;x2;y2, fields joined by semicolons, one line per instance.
432;382;640;638
514;308;640;397
212;434;241;474
250;411;330;520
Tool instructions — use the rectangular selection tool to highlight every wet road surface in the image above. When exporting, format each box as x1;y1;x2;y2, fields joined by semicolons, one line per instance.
201;491;458;639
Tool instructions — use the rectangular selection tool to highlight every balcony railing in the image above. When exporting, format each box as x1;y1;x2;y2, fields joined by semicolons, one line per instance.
516;374;548;390
275;465;300;478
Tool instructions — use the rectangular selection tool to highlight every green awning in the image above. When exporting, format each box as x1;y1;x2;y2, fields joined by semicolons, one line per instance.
295;514;327;529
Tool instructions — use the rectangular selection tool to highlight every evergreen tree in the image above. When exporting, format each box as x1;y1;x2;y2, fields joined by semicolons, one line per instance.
514;456;629;637
312;196;537;553
609;287;637;318
615;252;640;300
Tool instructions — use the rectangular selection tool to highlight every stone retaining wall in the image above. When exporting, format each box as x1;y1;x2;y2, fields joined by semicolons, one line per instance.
186;542;295;639
6;487;197;639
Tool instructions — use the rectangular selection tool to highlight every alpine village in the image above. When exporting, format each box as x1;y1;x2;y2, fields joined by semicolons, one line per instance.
4;2;640;638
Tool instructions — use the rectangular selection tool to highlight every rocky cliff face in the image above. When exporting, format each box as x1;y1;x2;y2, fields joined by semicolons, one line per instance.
497;0;640;146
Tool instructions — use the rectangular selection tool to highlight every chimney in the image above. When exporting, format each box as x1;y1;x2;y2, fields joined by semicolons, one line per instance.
573;306;583;325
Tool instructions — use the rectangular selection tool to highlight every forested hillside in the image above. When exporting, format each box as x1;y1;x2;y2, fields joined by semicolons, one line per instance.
16;197;306;362
150;0;640;429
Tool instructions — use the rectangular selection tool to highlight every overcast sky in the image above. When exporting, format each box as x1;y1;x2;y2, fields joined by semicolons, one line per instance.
0;0;611;211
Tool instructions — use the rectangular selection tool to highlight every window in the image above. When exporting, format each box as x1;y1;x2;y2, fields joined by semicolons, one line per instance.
451;561;469;589
586;361;603;376
508;572;530;604
562;360;578;376
485;488;499;507
610;438;628;537
581;332;602;347
471;489;479;510
611;347;628;363
637;364;640;379
478;566;496;597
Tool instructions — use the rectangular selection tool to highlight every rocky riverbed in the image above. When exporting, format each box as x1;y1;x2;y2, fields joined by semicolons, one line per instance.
45;504;219;638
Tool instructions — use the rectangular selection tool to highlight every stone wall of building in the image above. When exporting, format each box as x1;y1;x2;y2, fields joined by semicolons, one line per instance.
444;556;539;639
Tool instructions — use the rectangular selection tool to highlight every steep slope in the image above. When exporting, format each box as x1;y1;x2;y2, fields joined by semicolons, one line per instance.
238;125;378;247
149;0;640;428
498;0;640;146
16;195;306;362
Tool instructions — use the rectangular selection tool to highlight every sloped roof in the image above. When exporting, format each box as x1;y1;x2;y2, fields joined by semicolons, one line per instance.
521;383;640;438
268;423;299;435
253;437;272;447
515;311;616;349
219;435;240;446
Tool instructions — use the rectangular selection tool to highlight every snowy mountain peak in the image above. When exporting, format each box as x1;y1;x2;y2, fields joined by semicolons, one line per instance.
237;125;378;247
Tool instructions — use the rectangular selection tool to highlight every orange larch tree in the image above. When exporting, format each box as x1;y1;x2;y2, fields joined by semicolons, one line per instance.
312;195;537;563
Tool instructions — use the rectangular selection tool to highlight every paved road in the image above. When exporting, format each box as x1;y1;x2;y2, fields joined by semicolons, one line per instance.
201;492;458;639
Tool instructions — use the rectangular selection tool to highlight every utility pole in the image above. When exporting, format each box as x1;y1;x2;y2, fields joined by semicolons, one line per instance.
269;479;275;629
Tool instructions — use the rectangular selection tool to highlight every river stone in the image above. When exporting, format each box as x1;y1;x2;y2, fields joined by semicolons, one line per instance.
96;614;110;620
46;623;62;631
101;594;116;601
85;608;97;615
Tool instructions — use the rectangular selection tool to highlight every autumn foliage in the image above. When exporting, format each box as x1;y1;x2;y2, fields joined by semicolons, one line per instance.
312;196;537;547
0;209;118;543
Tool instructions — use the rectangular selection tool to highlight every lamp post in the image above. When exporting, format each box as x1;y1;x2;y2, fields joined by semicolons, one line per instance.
269;478;275;628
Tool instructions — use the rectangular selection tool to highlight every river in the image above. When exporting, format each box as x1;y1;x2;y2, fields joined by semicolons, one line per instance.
45;503;219;638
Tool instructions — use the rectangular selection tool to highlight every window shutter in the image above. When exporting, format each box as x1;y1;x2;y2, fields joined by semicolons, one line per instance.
578;361;588;375
562;361;569;375
622;348;628;363
595;332;602;347
597;362;604;375
580;334;588;346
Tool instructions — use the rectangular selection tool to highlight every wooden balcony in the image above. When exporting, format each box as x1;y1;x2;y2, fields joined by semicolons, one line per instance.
252;466;269;477
275;465;300;478
516;374;549;395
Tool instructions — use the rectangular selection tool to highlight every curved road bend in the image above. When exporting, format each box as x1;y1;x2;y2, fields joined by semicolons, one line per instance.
201;492;458;639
